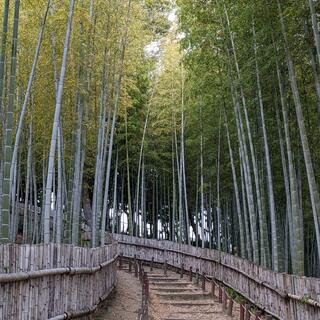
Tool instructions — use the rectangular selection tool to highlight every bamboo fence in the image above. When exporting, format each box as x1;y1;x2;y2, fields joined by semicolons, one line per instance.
0;242;117;320
114;234;320;320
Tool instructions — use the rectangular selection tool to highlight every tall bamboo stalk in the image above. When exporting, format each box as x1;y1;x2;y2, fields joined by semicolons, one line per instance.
43;0;75;243
100;0;132;245
253;23;278;271
278;0;320;273
1;0;20;243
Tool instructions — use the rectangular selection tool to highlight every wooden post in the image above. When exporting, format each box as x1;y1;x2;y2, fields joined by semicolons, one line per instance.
144;273;149;299
180;263;184;279
202;272;206;291
228;298;234;316
119;253;123;269
150;257;154;271
134;254;137;267
222;289;227;310
283;273;291;320
196;268;199;285
141;278;146;320
218;285;222;303
139;263;143;282
134;261;138;278
240;301;245;320
164;259;167;277
189;266;192;282
245;304;251;320
129;259;132;273
211;279;216;297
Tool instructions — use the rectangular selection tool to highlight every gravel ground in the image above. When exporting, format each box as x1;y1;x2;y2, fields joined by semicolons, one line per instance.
94;269;142;320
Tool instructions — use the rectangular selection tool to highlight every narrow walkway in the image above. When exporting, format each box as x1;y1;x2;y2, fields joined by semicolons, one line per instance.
148;270;237;320
94;269;141;320
94;263;238;320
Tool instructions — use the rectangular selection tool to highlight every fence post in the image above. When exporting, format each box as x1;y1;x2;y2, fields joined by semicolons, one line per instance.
129;260;132;273
189;266;193;282
218;285;222;303
211;279;215;297
180;263;184;279
164;259;167;277
144;272;149;300
283;273;292;320
222;288;227;310
119;252;123;269
245;304;251;320
202;272;206;291
196;268;199;286
150;257;154;272
240;301;245;320
134;260;138;278
139;263;143;282
228;297;234;316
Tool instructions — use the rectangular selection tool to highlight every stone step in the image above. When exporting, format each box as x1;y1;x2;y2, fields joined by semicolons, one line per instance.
161;318;189;320
159;300;215;307
148;273;167;276
168;310;219;315
148;274;180;281
151;281;192;286
155;291;212;301
151;287;195;293
161;314;217;320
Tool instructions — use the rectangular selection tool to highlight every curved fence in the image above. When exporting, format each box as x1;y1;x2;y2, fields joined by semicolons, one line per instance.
114;234;320;320
0;242;117;320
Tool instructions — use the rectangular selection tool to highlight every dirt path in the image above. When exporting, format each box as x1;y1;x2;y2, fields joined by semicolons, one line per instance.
94;269;142;320
94;265;239;320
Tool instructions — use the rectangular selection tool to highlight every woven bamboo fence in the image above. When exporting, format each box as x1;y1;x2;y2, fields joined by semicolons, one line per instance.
0;242;118;320
114;234;320;320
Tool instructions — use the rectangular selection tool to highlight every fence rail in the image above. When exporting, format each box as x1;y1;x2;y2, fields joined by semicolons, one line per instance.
0;242;118;320
114;234;320;320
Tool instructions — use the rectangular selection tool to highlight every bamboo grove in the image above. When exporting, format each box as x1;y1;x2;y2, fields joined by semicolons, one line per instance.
0;0;319;279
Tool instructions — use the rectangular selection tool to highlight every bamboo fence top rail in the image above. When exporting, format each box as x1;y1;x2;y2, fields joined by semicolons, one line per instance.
114;234;320;320
0;256;117;282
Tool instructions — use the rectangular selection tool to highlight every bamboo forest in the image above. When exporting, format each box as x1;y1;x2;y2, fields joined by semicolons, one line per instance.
0;1;320;319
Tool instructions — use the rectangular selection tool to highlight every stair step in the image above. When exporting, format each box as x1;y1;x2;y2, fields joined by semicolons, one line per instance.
148;275;179;281
151;287;195;292
156;291;212;300
151;281;191;286
159;300;215;307
161;318;189;320
168;311;219;315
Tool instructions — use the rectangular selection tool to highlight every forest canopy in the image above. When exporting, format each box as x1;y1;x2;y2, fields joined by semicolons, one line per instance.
0;0;320;278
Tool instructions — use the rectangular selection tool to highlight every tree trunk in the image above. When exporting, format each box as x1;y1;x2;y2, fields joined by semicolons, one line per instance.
200;106;205;248
1;0;20;243
253;23;278;271
275;40;304;275
225;111;245;258
100;0;132;245
43;0;75;243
